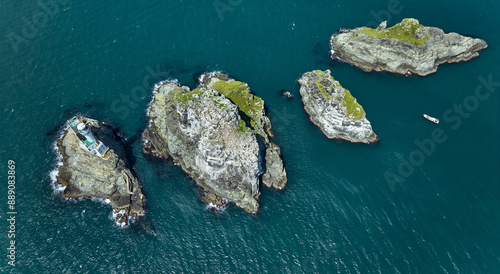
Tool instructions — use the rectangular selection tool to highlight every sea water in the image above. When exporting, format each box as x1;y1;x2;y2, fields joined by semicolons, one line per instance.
0;0;499;272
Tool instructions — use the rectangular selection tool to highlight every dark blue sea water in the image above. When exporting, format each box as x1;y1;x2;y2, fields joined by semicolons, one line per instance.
1;0;499;272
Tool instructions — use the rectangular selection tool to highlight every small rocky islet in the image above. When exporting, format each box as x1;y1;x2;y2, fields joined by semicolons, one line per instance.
330;18;488;76
55;117;145;225
143;72;286;213
298;69;378;143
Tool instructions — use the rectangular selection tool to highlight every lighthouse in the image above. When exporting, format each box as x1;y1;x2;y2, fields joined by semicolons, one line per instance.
67;116;110;159
77;123;96;144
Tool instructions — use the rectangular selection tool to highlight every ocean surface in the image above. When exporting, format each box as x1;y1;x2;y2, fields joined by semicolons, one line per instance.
1;0;499;272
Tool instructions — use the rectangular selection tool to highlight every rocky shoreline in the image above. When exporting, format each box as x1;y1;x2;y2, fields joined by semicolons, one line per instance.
143;72;286;213
330;18;488;76
56;117;145;225
298;70;378;143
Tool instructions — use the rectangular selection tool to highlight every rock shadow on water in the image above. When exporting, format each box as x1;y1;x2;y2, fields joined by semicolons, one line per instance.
312;41;339;67
142;150;177;182
84;101;106;109
114;128;142;168
46;123;66;137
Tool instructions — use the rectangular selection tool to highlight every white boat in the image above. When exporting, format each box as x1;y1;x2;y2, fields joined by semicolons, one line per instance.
423;114;439;124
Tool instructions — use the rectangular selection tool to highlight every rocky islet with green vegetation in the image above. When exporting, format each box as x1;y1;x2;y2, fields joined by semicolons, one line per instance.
143;72;286;213
298;69;378;143
330;18;488;76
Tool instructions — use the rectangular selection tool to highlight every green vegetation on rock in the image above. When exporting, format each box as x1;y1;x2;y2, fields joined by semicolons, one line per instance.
212;80;264;130
237;120;250;132
359;18;428;45
341;89;365;120
312;70;365;120
171;86;227;110
314;70;334;101
171;87;203;105
317;81;333;101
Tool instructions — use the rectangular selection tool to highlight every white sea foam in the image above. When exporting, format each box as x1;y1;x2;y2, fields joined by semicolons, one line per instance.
110;208;145;228
152;79;178;93
205;203;228;213
205;198;229;213
146;79;177;117
65;196;135;227
111;209;129;228
89;197;111;205
329;49;347;63
49;124;69;194
197;71;225;86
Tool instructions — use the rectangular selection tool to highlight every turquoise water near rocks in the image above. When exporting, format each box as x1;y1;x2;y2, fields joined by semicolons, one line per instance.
1;0;499;272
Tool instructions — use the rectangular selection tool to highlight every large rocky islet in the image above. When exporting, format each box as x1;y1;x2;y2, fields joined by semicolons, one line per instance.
330;18;488;76
143;73;287;213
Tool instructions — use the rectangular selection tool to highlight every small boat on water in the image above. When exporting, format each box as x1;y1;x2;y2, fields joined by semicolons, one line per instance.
423;114;439;124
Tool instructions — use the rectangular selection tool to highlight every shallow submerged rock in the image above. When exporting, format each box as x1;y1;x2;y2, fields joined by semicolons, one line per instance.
330;18;488;76
298;70;378;143
143;73;286;213
56;117;145;225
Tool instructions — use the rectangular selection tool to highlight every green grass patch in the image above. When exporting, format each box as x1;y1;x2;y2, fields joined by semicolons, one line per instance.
314;70;334;101
359;18;428;45
171;87;203;105
237;120;250;132
212;80;264;128
316;81;333;101
172;87;227;110
341;89;365;120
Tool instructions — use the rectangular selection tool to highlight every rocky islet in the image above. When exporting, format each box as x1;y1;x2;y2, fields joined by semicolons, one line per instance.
55;117;145;225
330;18;488;76
143;73;286;213
298;69;378;143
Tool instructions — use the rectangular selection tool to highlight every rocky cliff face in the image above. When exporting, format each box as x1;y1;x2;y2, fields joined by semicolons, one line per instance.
143;73;286;213
298;70;378;143
330;18;488;76
56;117;145;225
